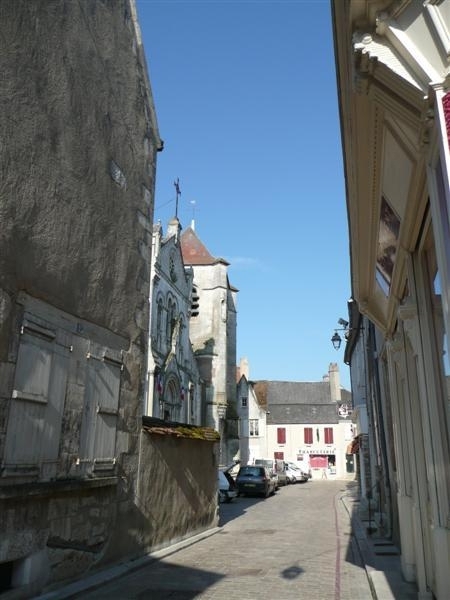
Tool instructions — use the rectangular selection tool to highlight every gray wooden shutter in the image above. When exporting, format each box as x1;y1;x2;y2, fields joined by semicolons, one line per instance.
79;348;121;472
3;322;69;478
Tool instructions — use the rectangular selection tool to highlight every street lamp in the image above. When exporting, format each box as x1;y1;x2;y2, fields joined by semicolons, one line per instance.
331;318;352;350
331;331;344;350
331;317;363;350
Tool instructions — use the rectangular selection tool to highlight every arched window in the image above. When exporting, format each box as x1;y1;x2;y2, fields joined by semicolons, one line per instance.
163;378;181;421
178;315;184;363
156;297;163;347
166;298;176;344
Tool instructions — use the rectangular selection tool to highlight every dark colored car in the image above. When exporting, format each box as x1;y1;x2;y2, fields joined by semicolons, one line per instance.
235;465;276;498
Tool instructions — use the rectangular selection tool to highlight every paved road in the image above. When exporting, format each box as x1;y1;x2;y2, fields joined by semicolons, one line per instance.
78;480;374;599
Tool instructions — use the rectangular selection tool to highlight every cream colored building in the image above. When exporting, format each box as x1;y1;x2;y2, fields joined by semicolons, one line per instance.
236;361;355;480
236;358;269;465
333;1;450;597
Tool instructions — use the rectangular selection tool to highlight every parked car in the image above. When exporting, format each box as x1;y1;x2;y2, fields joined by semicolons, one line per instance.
285;463;303;483
236;465;276;498
254;458;287;487
218;464;238;503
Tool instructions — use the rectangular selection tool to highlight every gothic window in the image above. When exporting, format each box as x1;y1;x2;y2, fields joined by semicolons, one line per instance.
156;297;163;347
169;253;177;282
166;298;177;344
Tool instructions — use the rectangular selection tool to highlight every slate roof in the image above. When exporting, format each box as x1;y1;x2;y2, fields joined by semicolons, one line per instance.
256;381;331;405
267;404;340;425
253;380;352;425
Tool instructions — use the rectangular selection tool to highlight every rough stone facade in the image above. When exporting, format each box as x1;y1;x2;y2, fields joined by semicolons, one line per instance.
0;0;161;594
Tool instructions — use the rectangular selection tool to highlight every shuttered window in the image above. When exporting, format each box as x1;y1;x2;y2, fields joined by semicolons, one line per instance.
324;427;334;444
79;353;121;470
304;427;313;445
3;321;69;478
277;427;286;444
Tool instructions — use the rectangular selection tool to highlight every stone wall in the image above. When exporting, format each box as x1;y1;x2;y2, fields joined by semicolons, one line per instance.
0;0;162;594
136;425;219;552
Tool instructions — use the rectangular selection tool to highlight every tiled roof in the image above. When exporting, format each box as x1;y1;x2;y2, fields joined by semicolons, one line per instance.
180;227;229;266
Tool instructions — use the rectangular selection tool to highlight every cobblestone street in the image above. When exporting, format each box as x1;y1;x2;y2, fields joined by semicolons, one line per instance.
70;480;374;600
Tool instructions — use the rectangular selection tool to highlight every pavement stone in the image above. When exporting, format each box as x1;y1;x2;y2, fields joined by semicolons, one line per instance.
36;480;418;600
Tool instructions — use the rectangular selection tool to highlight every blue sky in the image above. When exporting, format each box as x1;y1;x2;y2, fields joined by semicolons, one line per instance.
136;0;352;389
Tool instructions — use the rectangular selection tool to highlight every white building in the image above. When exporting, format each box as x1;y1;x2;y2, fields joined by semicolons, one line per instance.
236;358;269;464
236;361;355;479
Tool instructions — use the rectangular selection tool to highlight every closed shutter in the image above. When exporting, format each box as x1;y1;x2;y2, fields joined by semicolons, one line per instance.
3;322;69;478
277;427;286;444
79;348;121;472
304;427;313;445
324;427;334;444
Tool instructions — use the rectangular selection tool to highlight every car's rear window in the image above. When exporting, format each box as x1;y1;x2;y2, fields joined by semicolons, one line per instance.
239;466;263;476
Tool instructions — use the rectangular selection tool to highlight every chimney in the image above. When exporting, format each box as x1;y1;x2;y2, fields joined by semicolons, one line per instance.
239;357;249;380
328;362;341;402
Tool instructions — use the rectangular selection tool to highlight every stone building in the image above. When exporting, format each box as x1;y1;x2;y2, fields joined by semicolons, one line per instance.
0;1;217;595
333;1;450;596
146;216;201;423
180;224;238;463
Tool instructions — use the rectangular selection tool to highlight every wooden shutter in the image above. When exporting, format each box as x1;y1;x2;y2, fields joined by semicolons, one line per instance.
277;427;286;444
325;427;334;444
3;324;69;478
304;427;313;445
79;349;121;471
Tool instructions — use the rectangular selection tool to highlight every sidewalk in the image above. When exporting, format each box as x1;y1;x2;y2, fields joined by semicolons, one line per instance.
340;485;417;600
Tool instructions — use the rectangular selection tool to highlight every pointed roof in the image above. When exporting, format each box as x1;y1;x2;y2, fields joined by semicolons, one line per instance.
180;226;229;266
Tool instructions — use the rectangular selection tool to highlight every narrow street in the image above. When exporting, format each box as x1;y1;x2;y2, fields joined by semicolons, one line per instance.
74;480;373;600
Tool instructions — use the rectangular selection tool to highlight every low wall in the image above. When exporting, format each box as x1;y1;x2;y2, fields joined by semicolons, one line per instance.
1;421;219;597
135;420;219;552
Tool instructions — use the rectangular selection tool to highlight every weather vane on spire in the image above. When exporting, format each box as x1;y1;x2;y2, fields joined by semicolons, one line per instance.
174;178;181;218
